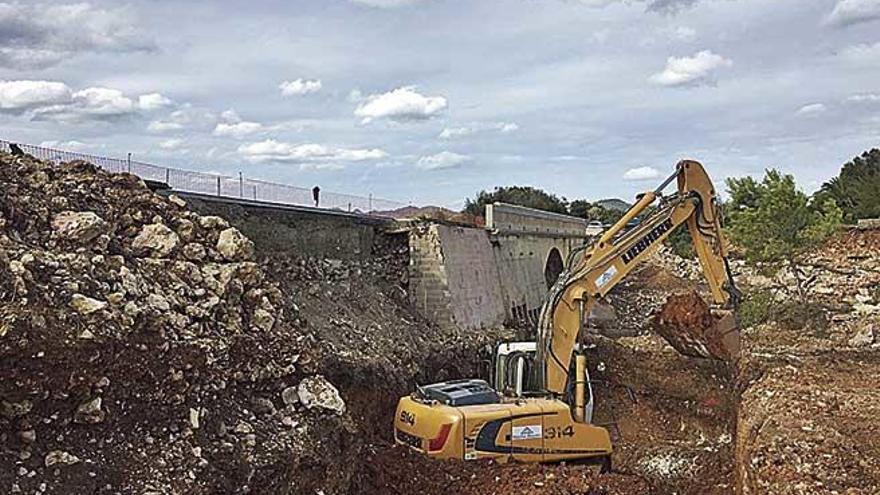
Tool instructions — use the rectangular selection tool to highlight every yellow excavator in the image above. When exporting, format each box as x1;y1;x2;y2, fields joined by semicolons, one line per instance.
393;160;741;469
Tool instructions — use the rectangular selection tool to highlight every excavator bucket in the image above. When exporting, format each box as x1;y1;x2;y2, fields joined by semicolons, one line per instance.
650;291;741;361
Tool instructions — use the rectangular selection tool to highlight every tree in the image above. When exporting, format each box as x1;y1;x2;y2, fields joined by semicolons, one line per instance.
815;149;880;223
463;186;568;216
726;169;842;299
568;199;592;218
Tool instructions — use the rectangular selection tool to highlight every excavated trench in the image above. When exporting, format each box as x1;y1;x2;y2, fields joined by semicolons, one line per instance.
256;228;742;494
228;222;880;495
342;336;738;495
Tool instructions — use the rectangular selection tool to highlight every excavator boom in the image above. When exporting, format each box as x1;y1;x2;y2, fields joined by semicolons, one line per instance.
536;160;740;397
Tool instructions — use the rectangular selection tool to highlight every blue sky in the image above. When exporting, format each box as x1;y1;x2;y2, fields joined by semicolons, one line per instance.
0;0;878;208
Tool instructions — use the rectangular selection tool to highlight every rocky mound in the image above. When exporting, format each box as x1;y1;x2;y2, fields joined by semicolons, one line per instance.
0;153;351;494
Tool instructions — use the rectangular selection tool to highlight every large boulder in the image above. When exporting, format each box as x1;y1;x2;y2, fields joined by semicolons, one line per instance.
849;321;877;347
132;223;180;257
51;211;107;243
296;375;346;415
651;291;740;361
216;227;254;261
70;294;107;315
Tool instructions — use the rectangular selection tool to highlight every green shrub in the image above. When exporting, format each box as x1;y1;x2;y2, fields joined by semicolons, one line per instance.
738;290;829;334
666;227;695;259
738;290;775;328
773;301;828;334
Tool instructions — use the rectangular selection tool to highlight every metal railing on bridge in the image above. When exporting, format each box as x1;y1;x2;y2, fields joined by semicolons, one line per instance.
0;140;407;217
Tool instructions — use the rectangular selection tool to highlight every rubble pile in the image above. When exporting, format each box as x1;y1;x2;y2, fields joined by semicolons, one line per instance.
258;244;511;448
0;153;353;494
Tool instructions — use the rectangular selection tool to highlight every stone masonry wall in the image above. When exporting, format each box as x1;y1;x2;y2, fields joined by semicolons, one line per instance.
180;195;385;260
409;223;507;330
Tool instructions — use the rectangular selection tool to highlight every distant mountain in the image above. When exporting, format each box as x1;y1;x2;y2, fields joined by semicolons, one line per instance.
595;198;631;212
379;205;447;219
376;205;480;226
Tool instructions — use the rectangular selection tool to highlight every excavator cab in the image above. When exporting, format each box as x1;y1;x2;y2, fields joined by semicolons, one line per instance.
492;342;595;424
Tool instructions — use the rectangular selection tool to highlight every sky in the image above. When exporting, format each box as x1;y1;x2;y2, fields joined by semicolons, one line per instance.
0;0;878;209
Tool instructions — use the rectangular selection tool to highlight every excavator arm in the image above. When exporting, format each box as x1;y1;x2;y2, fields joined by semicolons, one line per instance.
536;160;740;399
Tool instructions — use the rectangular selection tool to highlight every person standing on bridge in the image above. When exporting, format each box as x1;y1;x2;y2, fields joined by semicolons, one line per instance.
312;185;320;207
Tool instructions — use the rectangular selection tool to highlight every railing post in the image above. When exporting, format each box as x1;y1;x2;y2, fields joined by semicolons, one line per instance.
239;172;243;198
165;168;170;185
369;193;373;212
216;176;221;196
127;152;131;173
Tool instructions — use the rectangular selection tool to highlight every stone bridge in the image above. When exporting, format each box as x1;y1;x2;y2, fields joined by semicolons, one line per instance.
409;203;589;331
169;192;588;333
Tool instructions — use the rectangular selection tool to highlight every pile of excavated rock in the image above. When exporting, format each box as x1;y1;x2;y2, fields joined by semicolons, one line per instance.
0;153;351;494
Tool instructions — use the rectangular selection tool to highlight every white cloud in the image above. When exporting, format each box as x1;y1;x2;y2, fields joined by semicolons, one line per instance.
439;121;518;139
213;121;264;138
0;80;149;122
38;139;89;151
577;0;703;12
649;50;732;87
238;139;387;167
279;78;322;96
350;0;425;7
826;0;880;27
417;151;471;170
0;2;154;69
147;106;216;133
439;127;475;139
158;138;183;150
148;120;184;133
841;42;880;63
623;166;661;181
138;93;173;111
645;0;700;13
575;0;616;6
674;26;697;42
796;103;827;115
70;87;135;116
354;86;447;124
498;122;519;133
30;87;137;122
846;93;880;102
0;80;71;110
221;109;242;123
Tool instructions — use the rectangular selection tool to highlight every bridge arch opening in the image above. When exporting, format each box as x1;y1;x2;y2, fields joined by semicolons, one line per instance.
544;247;564;288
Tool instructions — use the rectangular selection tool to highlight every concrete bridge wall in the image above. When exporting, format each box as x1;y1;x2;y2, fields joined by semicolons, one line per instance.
409;204;588;331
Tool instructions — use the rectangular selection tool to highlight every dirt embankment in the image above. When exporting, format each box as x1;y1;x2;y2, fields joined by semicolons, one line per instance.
732;229;880;494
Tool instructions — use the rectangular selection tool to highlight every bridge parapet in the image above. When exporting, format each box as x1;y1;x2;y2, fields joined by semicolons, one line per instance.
486;202;587;239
